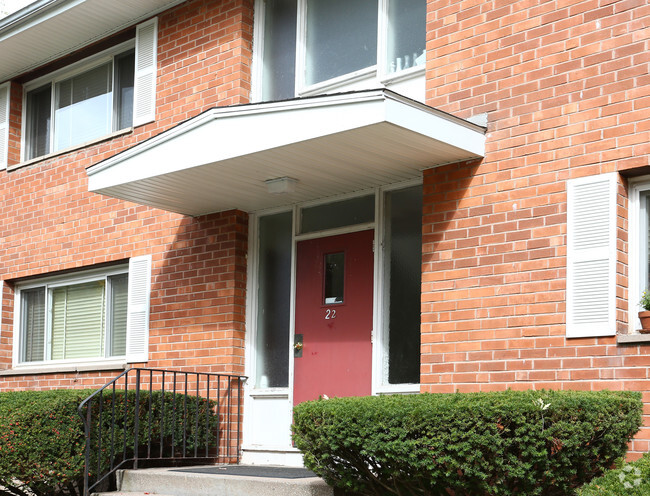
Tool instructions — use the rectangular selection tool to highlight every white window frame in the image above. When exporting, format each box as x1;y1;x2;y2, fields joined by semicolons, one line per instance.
628;176;650;333
21;40;136;162
252;0;426;100
12;257;151;369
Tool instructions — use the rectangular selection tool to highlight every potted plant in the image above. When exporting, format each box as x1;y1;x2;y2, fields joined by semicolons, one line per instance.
639;290;650;333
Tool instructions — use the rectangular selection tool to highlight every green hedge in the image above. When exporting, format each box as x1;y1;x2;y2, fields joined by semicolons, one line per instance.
578;453;650;495
292;390;643;496
0;389;217;496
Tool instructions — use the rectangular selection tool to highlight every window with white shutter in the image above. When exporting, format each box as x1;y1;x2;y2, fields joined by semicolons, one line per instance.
14;258;151;366
0;82;9;169
133;17;158;127
21;17;156;162
566;173;617;337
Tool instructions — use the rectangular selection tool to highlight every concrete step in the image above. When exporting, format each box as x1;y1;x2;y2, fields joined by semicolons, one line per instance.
115;465;334;496
93;493;175;496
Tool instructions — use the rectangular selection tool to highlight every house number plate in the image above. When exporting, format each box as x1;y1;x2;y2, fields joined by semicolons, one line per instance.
325;309;337;320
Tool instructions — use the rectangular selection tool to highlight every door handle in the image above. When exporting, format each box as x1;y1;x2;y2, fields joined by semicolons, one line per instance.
294;334;303;358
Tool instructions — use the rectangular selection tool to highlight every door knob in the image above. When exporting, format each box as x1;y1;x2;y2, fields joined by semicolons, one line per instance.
294;334;303;357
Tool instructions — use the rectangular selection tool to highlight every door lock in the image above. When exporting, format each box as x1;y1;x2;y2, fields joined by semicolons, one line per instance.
294;334;303;357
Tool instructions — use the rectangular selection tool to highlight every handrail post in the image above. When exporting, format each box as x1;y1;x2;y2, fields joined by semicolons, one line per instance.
83;399;92;496
133;368;141;470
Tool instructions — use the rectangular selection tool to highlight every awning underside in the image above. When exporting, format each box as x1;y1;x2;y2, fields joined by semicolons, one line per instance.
87;90;486;216
0;0;185;82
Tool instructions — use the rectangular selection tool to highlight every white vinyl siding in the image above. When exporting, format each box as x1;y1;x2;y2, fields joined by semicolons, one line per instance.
133;17;158;127
0;82;9;169
566;173;617;337
125;255;152;362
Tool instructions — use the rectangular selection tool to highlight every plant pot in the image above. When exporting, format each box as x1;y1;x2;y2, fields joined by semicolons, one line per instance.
639;311;650;333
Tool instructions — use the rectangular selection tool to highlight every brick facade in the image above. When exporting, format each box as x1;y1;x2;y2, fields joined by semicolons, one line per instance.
1;0;650;461
0;0;254;388
422;0;650;456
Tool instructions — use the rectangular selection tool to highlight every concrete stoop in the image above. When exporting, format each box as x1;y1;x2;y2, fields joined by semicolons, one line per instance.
93;465;334;496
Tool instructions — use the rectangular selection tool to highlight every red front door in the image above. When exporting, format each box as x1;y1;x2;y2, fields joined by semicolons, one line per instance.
293;230;374;406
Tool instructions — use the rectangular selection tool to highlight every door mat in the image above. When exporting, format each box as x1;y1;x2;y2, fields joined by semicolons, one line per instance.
172;465;318;479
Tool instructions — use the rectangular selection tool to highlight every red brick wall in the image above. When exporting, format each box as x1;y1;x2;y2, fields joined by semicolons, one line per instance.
422;0;650;456
0;0;253;389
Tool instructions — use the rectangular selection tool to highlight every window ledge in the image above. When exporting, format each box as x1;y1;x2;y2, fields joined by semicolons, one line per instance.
375;383;420;395
0;360;128;376
8;127;133;172
249;388;289;399
617;333;650;344
379;64;426;86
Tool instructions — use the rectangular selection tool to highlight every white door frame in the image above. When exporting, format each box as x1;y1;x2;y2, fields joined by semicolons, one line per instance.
242;180;420;466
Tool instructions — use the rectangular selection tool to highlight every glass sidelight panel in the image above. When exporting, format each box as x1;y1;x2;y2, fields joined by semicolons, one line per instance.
324;252;345;304
384;185;422;384
255;212;292;388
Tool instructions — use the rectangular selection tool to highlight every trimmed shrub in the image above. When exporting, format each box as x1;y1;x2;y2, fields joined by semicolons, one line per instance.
292;390;642;496
0;389;217;496
578;453;650;495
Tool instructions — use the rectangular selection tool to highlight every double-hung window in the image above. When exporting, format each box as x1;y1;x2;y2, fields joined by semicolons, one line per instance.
20;17;157;162
257;0;426;101
25;50;135;160
15;256;152;366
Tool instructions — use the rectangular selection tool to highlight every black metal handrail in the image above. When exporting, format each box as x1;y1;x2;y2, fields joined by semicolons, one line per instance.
77;368;246;496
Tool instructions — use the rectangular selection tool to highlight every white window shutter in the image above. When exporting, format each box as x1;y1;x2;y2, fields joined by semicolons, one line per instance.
0;82;10;170
566;173;617;337
126;255;152;362
133;18;158;127
0;280;3;339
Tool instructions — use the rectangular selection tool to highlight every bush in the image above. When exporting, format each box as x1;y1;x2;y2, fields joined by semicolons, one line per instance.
578;453;650;495
292;390;642;496
0;389;217;496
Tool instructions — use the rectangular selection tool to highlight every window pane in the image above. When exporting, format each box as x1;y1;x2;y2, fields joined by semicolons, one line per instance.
255;212;292;388
300;195;375;234
305;0;378;85
21;287;45;362
324;252;344;304
25;85;52;160
54;62;112;151
386;0;426;74
50;281;106;360
385;186;422;384
115;51;135;129
109;273;128;356
262;0;297;101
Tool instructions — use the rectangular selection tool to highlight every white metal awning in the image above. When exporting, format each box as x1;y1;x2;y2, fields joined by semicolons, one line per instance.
87;89;486;216
0;0;185;82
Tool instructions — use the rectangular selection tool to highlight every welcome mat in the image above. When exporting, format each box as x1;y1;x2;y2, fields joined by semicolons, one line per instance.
172;465;318;479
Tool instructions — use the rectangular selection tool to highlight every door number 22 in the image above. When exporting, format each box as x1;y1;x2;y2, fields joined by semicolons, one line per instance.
325;309;337;320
